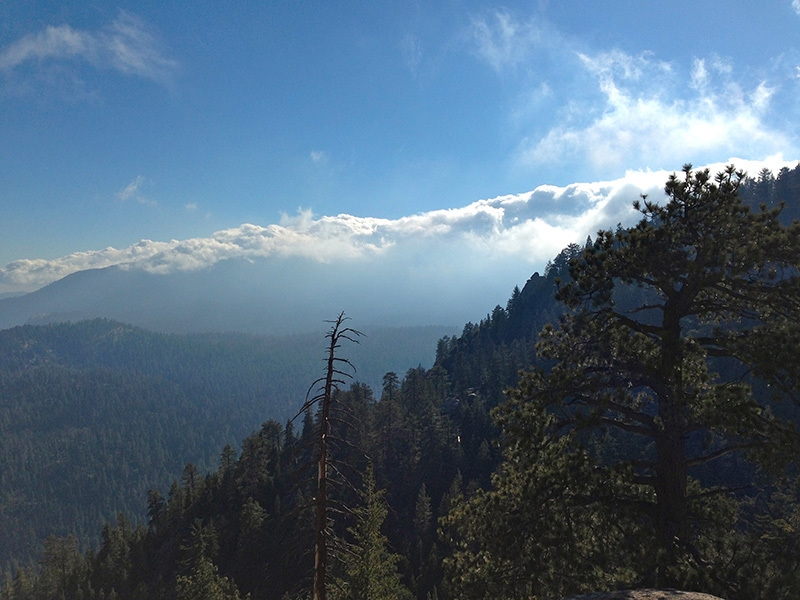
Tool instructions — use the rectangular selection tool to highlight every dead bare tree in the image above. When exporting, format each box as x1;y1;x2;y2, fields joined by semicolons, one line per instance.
294;312;363;600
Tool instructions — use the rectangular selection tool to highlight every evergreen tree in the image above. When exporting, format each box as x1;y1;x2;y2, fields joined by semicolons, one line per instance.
176;556;248;600
445;165;800;597
332;465;411;600
36;535;90;600
442;398;640;600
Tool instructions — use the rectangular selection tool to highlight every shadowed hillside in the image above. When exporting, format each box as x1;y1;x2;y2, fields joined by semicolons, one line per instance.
0;318;454;571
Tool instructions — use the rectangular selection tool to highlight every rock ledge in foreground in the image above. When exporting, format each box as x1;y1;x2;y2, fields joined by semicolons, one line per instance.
565;590;724;600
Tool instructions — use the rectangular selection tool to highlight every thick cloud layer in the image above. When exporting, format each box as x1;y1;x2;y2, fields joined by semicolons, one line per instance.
0;159;794;298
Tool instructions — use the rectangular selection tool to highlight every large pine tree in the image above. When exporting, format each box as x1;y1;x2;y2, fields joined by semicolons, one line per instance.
445;165;800;598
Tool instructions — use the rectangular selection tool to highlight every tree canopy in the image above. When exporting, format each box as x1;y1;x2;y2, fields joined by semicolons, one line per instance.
445;165;800;598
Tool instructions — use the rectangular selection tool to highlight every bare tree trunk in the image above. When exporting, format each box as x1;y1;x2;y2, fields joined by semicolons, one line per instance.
309;313;361;600
655;309;689;587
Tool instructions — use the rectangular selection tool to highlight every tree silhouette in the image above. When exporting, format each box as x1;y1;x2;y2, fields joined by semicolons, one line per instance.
295;313;363;600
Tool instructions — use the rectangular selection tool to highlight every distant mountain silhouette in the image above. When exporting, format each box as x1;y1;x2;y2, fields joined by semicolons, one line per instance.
0;255;490;334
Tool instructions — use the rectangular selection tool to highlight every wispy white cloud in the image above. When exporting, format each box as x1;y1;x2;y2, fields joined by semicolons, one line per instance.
0;10;177;92
401;33;423;75
2;159;793;294
310;150;327;165
793;0;800;16
116;176;156;206
103;11;176;82
0;24;93;69
467;10;545;73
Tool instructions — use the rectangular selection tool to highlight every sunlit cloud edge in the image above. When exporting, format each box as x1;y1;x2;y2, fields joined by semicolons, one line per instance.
2;157;795;294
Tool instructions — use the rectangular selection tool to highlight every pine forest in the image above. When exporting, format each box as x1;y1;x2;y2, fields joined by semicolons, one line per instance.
3;164;800;599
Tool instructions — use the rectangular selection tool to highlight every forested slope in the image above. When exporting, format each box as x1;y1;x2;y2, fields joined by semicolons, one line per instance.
0;319;453;571
2;364;493;599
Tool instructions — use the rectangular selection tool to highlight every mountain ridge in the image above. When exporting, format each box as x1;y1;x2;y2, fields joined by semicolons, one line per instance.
0;256;494;334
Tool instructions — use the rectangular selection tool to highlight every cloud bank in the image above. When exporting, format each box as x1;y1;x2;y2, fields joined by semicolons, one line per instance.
2;159;794;295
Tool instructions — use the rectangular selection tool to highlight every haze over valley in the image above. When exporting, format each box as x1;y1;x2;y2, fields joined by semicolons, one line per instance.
1;158;795;334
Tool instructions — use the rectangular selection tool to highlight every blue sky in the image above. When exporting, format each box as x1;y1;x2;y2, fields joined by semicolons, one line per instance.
1;1;800;299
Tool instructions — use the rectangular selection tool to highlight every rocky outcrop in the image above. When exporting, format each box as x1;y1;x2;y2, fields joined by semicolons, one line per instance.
564;591;724;600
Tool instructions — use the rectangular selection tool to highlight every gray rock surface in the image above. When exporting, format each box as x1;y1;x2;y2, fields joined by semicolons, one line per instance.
564;591;724;600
